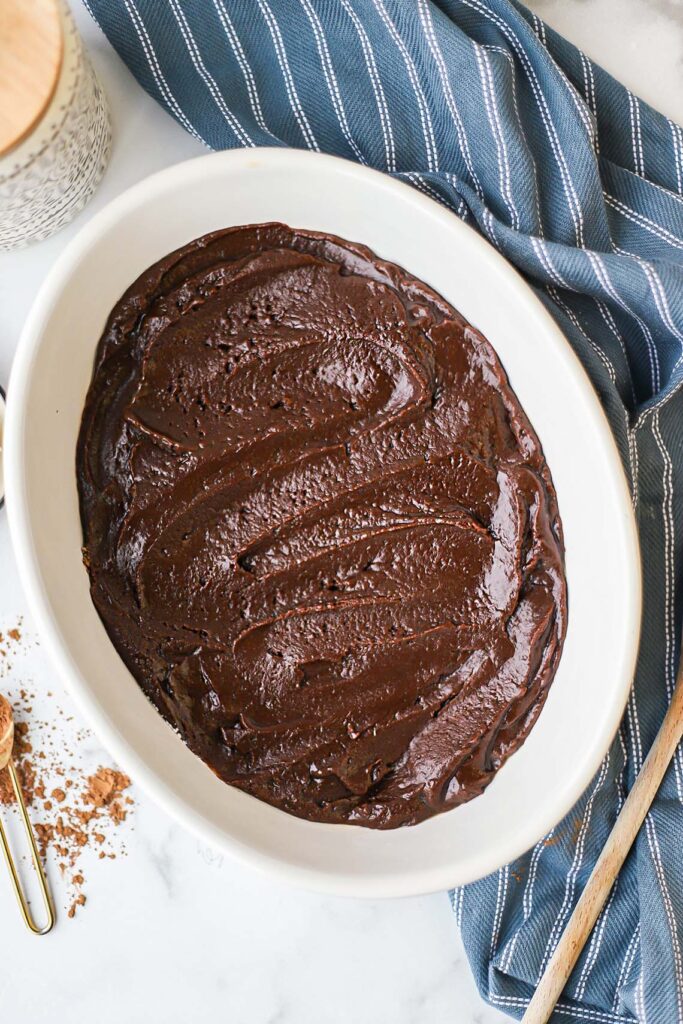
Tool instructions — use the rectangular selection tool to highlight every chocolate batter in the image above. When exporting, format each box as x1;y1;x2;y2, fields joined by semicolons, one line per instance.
77;223;566;829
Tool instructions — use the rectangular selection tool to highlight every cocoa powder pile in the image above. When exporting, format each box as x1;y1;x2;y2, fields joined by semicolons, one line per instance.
0;624;135;919
0;693;13;765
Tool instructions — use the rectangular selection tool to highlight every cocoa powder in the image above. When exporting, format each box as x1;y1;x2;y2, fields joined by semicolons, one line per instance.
0;624;134;919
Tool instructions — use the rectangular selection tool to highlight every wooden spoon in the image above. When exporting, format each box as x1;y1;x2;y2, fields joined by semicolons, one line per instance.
523;648;683;1023
0;692;54;934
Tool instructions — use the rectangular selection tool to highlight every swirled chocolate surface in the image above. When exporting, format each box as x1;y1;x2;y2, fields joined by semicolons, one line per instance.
77;223;566;829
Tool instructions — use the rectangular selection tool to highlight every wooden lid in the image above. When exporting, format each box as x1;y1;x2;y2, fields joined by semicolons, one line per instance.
0;0;63;157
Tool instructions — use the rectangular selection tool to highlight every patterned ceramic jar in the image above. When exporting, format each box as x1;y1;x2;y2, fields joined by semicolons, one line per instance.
0;0;111;250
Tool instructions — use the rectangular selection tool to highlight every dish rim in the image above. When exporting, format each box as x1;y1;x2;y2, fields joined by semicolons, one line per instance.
3;148;641;897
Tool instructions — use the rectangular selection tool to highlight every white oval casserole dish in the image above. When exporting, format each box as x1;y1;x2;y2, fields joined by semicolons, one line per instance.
3;149;641;897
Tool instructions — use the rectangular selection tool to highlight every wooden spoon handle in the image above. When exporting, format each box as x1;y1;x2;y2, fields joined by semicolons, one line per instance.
523;654;683;1024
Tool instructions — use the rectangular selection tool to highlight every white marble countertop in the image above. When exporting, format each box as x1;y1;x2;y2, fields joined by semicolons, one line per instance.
0;3;680;1021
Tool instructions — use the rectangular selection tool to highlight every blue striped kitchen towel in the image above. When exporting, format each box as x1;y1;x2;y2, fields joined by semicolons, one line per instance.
84;1;683;1020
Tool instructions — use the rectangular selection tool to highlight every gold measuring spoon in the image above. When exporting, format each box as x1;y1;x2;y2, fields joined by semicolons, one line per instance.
0;692;54;934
